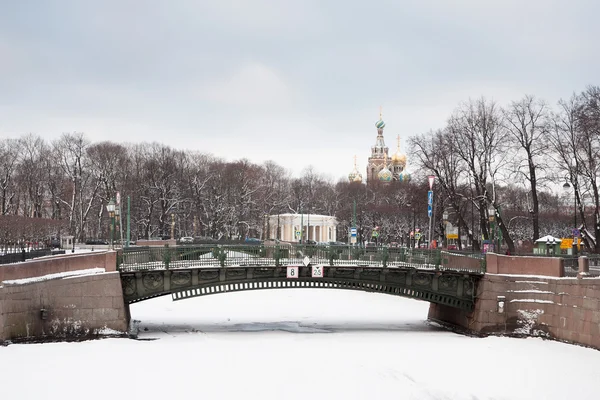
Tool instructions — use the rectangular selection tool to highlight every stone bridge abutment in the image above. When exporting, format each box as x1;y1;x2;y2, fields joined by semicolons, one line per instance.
0;251;129;343
430;254;600;349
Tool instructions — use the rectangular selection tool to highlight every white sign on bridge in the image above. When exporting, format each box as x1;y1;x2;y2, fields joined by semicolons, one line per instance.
287;266;299;279
312;265;324;278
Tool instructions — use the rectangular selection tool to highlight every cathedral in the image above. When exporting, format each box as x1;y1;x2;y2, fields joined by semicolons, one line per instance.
348;110;410;184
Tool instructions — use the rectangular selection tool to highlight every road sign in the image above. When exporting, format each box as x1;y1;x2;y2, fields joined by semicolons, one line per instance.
415;232;422;240
428;175;435;189
427;190;433;205
303;256;311;266
350;227;357;236
116;192;121;205
287;266;299;279
427;204;432;217
350;236;357;244
312;265;324;278
295;230;301;238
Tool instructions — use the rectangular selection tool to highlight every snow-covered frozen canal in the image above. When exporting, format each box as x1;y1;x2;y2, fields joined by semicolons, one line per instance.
2;289;600;400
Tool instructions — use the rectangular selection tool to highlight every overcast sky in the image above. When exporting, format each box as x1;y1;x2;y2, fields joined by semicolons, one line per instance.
1;0;598;182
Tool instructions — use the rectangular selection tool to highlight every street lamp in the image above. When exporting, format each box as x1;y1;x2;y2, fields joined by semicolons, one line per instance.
106;198;116;249
563;179;578;255
442;210;449;249
407;202;416;248
115;205;121;247
488;205;496;252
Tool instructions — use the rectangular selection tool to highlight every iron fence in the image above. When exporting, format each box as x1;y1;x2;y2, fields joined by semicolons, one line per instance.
117;244;486;273
0;245;64;265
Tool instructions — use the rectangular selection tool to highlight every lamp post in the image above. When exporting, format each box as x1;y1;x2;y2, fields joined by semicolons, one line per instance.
442;210;449;249
106;198;116;250
407;202;416;248
115;206;121;247
488;205;495;253
563;179;578;255
277;213;281;241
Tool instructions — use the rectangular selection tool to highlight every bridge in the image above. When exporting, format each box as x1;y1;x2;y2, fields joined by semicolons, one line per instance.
118;244;484;311
3;247;600;350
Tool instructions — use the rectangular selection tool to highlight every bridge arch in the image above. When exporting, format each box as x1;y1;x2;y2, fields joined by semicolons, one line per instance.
121;266;480;311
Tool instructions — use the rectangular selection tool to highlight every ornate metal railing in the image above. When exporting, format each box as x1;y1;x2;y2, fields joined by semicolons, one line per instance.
118;244;485;274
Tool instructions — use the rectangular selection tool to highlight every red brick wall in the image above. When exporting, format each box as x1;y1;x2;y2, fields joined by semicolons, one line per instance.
486;253;564;277
0;271;128;342
0;251;117;282
429;274;600;349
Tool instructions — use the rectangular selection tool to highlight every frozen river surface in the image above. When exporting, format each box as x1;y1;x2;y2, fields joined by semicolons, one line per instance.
2;289;600;400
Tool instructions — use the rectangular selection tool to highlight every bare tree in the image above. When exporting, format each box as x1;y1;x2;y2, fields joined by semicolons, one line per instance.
410;129;478;250
448;97;515;252
0;138;21;215
503;95;551;241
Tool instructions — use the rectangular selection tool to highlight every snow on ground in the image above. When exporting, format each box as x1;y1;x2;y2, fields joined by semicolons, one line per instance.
2;289;600;400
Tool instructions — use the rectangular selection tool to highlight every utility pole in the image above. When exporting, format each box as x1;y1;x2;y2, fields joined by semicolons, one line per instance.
126;196;130;248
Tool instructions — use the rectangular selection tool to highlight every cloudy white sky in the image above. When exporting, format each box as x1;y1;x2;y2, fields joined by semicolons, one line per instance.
1;0;598;181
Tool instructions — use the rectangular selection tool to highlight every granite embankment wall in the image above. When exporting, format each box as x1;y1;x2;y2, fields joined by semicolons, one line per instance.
1;252;128;343
429;254;600;349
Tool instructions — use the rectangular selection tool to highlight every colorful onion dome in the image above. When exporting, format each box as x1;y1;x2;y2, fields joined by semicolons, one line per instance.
375;106;385;130
398;170;411;182
378;153;392;182
378;167;393;182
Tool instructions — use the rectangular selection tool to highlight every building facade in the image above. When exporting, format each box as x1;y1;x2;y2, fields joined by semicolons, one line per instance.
267;213;338;243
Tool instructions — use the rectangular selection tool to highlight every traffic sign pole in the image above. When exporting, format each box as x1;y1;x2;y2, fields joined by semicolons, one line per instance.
427;176;435;249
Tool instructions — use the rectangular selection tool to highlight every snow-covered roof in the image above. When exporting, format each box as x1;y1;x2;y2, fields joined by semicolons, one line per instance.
535;235;562;243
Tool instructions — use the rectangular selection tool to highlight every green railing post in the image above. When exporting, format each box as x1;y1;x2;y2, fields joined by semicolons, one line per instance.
163;244;172;270
274;244;281;267
381;246;389;268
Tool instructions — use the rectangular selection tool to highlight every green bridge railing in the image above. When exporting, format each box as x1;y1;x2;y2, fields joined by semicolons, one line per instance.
117;244;485;274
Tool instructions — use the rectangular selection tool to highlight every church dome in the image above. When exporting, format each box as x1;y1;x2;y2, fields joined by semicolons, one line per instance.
398;170;411;182
391;151;406;166
375;119;386;130
391;135;406;166
348;169;363;183
378;166;393;182
348;156;363;183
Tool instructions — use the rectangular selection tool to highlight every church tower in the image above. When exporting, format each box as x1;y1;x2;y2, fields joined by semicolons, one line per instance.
366;108;390;183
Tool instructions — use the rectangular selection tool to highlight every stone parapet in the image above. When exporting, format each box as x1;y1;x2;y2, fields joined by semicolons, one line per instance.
136;239;176;247
0;251;117;282
485;253;564;277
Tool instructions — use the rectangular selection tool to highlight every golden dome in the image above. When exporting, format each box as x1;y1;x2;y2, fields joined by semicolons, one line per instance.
348;155;363;183
391;151;406;165
391;135;407;166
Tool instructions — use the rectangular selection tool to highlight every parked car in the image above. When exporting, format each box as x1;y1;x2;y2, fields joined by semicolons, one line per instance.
180;236;194;244
245;237;262;244
85;239;109;245
303;239;317;245
329;241;346;246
